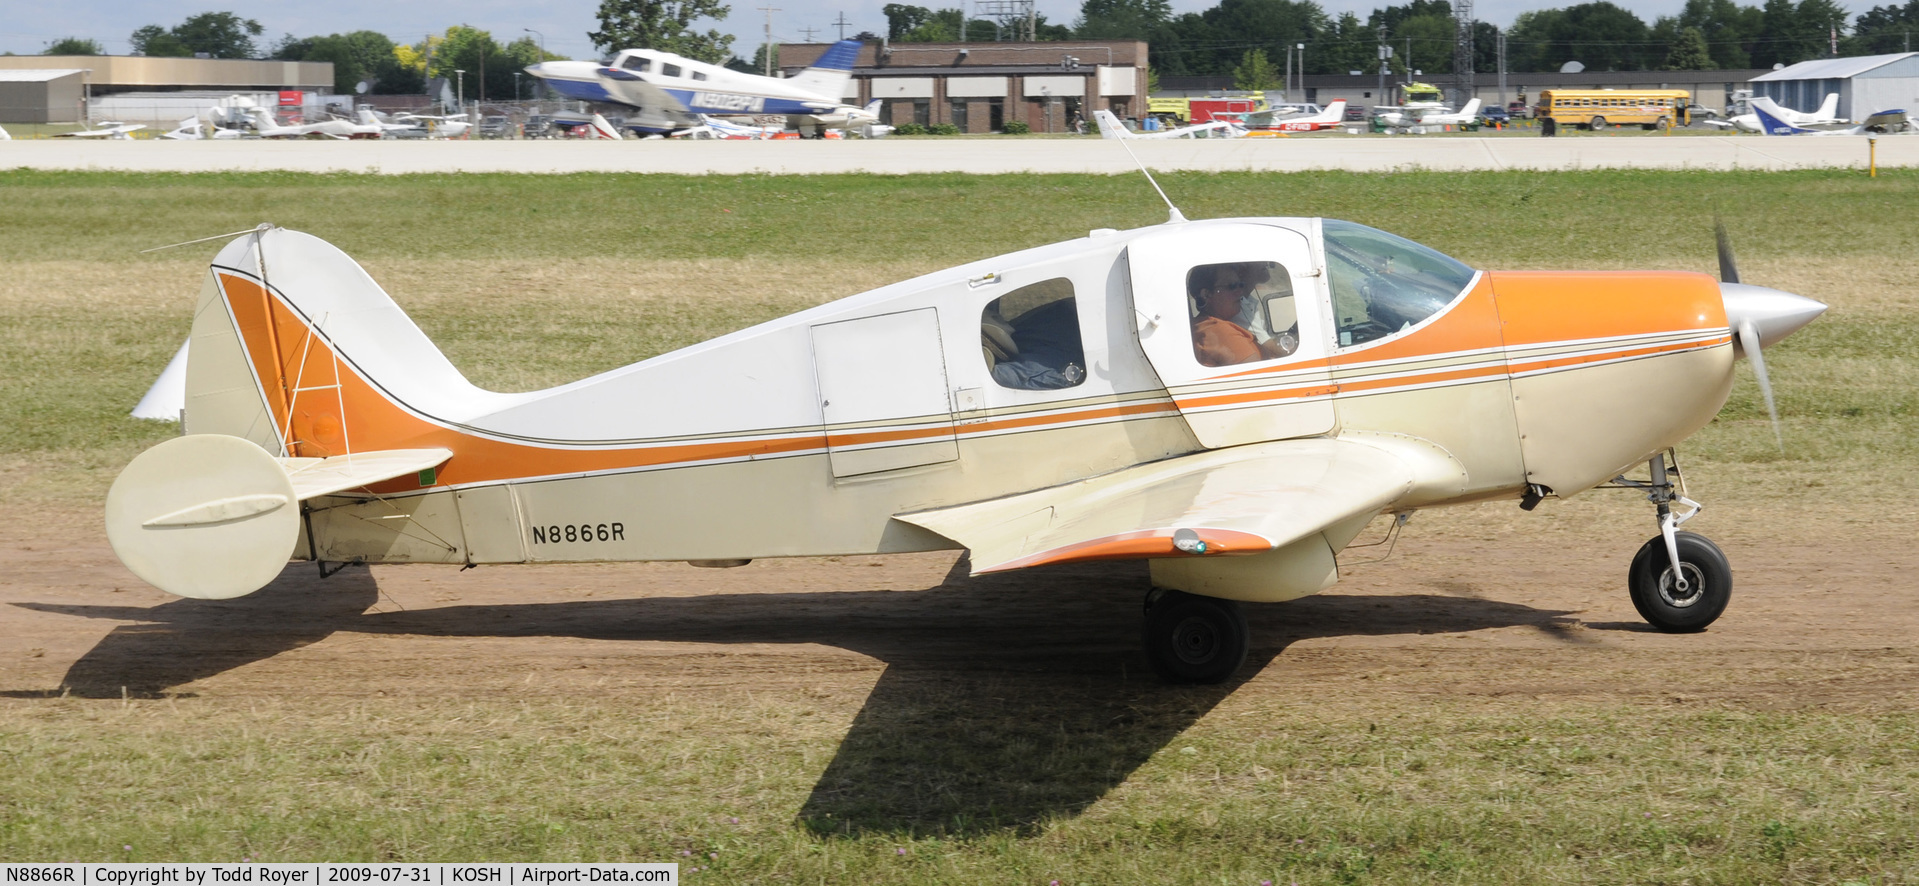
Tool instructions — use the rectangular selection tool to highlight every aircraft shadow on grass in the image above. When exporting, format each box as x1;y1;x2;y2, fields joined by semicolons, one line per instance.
14;561;1574;837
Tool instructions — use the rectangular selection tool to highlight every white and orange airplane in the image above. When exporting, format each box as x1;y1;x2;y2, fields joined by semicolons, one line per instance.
1238;99;1349;134
106;211;1825;683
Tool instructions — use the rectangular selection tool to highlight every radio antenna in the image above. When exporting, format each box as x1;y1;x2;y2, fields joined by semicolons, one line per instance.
1113;135;1187;224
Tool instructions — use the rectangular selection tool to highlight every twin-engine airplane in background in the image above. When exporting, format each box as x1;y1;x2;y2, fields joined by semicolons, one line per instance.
525;39;878;136
106;207;1825;683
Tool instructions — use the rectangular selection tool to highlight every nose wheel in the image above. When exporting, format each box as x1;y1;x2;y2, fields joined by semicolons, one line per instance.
1611;451;1733;632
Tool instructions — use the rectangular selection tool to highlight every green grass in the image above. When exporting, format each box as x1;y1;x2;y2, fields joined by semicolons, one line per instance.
3;169;1917;877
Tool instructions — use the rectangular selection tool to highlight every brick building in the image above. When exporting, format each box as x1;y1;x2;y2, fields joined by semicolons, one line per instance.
779;40;1146;133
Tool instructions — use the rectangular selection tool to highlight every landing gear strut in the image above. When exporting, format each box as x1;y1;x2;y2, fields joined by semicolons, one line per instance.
1612;452;1732;631
1142;589;1249;683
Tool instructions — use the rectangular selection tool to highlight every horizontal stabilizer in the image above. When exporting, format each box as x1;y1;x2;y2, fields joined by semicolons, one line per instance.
281;448;453;499
898;434;1465;574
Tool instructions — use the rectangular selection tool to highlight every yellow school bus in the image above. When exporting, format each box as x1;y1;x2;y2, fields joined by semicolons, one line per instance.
1535;89;1690;132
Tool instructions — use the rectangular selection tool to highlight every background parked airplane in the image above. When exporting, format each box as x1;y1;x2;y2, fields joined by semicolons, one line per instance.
53;121;146;139
1237;100;1349;133
526;39;877;136
1706;92;1842;132
1095;109;1240;139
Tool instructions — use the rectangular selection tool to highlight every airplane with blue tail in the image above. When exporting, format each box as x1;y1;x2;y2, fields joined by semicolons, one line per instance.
526;39;879;137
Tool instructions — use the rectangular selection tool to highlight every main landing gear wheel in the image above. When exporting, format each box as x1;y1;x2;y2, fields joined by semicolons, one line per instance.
1143;590;1249;684
1628;531;1732;632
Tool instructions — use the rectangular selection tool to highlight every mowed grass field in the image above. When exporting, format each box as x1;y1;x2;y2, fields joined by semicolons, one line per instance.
2;168;1917;881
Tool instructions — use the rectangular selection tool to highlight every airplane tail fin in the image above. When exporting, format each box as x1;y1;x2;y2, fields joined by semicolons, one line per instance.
589;113;625;139
1094;109;1132;139
1459;97;1482;117
1750;97;1812;135
1817;92;1840;121
109;227;492;599
180;226;506;458
1320;99;1347;122
785;39;864;100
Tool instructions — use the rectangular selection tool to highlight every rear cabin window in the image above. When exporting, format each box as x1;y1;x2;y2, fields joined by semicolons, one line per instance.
692;71;708;81
981;278;1085;390
662;63;682;77
1187;261;1300;367
1323;220;1476;347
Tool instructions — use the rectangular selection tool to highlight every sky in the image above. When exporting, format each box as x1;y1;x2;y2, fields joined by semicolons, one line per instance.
3;0;1701;63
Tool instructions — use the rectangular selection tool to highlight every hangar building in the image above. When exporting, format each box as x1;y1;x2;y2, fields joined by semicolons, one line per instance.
780;41;1146;133
1750;52;1919;120
0;55;333;124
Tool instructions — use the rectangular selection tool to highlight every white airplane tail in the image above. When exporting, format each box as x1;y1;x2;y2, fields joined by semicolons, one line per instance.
1816;92;1840;121
589;114;625;139
1457;97;1482;118
783;39;864;101
1094;109;1133;139
107;227;496;599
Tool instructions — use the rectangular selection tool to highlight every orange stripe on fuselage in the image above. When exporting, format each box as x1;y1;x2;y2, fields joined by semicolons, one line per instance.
1487;270;1726;348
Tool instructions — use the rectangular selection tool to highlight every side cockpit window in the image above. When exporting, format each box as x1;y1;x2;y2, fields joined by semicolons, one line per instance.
981;278;1085;390
1188;261;1300;367
1323;220;1476;348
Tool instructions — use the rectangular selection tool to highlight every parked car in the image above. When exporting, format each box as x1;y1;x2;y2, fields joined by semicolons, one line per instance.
1478;105;1511;126
478;115;510;139
1343;104;1369;122
1506;100;1531;120
522;115;552;138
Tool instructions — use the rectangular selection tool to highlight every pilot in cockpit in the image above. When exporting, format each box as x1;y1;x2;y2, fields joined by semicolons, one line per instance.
1190;263;1299;367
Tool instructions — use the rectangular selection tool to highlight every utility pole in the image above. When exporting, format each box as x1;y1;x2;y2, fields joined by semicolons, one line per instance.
1297;43;1306;101
833;12;852;39
1496;28;1507;111
800;25;819;41
759;6;781;76
1377;26;1389;104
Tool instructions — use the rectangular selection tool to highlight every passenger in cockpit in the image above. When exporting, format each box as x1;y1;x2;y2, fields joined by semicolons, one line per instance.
1191;265;1295;367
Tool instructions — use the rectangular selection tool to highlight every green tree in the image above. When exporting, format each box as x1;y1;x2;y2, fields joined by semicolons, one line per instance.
1667;0;1765;68
1752;0;1842;65
1074;0;1173;39
1165;0;1329;76
173;12;264;57
129;24;190;57
1392;12;1457;74
43;37;104;55
884;3;934;39
273;30;423;96
1233;48;1282;89
1663;25;1716;67
590;0;735;64
1507;2;1652;71
1851;0;1919;53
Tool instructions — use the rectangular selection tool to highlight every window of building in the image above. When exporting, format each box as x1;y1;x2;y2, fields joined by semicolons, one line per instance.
950;99;968;130
981;278;1085;390
912;98;931;126
1186;262;1299;367
1322;220;1476;348
987;97;1004;131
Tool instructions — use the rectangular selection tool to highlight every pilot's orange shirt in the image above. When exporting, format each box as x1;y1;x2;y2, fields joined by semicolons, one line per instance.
1193;316;1262;367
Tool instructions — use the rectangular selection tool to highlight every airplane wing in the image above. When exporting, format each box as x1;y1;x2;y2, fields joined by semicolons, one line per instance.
898;434;1465;574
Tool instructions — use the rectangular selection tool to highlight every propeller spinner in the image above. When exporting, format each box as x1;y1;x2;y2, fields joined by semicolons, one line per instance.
1715;220;1826;451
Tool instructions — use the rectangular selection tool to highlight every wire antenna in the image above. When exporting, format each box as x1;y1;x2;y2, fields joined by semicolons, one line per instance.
140;223;273;254
1112;135;1187;224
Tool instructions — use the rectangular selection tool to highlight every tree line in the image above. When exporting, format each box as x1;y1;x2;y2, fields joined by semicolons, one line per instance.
30;0;1919;91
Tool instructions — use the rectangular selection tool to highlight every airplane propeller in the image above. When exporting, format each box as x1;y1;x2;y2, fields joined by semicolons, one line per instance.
1714;218;1827;452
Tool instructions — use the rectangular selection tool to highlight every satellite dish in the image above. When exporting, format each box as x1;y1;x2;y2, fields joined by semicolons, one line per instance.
1773;63;1785;69
355;81;371;94
1560;60;1586;73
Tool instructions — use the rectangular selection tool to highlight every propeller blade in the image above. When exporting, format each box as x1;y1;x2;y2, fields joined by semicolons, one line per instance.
1736;319;1784;453
1714;217;1741;284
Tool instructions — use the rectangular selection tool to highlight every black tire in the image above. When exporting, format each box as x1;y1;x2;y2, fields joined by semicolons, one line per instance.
1628;531;1732;632
1590;116;1607;130
1143;590;1249;684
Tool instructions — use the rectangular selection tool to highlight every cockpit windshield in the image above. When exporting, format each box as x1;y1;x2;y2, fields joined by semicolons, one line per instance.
1322;220;1477;347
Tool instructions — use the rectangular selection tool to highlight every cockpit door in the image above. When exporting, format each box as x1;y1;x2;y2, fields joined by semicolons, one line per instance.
1127;223;1336;450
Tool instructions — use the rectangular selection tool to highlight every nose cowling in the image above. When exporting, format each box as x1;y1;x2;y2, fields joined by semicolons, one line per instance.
1722;282;1827;353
